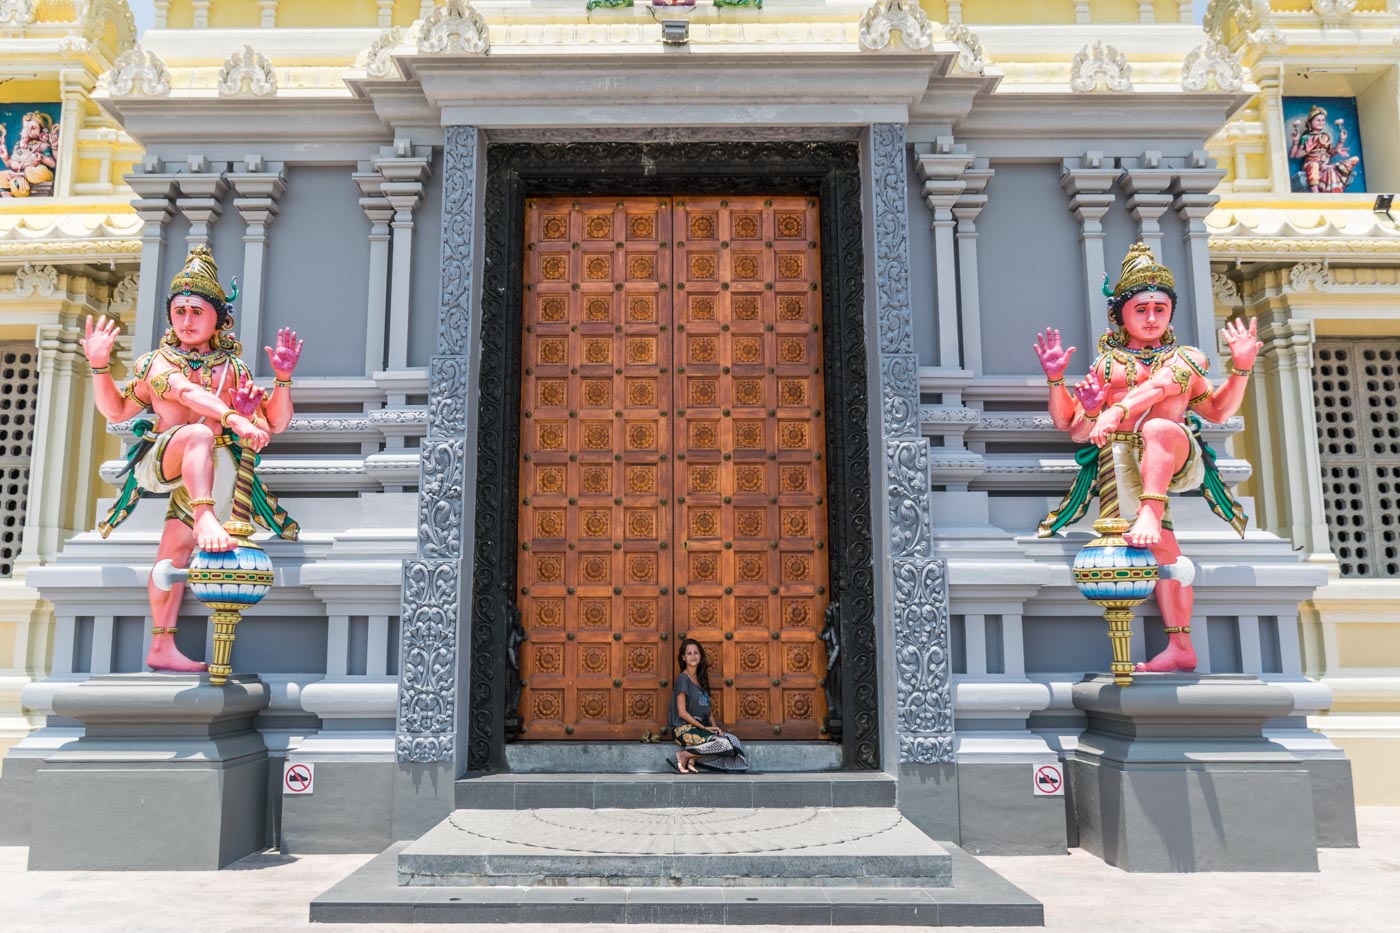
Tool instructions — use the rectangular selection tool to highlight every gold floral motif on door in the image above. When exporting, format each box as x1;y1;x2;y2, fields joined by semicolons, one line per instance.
517;195;829;741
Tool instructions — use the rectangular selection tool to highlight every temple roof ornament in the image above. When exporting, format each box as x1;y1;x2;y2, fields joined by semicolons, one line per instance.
80;0;136;54
358;26;412;79
1311;0;1357;27
0;0;35;26
1181;39;1247;92
13;263;59;298
106;45;173;98
1070;41;1133;92
418;0;490;56
944;23;985;73
218;45;278;98
857;0;935;53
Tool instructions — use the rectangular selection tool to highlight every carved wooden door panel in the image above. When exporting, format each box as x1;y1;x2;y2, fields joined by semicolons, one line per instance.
517;195;829;741
671;196;830;741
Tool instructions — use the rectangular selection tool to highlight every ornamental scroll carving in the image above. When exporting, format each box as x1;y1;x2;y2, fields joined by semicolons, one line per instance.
893;559;953;764
418;0;490;56
1070;41;1133;93
881;353;920;439
439;125;477;356
395;126;478;765
887;439;931;558
870;124;914;356
358;26;409;79
106;46;172;99
12;263;58;298
396;559;460;763
857;0;935;52
0;0;35;27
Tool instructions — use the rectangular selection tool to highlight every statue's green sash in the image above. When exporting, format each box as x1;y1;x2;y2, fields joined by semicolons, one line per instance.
98;425;299;541
1036;414;1247;539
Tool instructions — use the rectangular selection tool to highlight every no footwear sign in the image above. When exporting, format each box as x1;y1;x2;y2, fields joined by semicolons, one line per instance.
284;762;315;796
1032;763;1064;797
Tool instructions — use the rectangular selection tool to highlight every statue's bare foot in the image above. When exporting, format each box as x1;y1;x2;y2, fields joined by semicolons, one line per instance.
147;639;209;673
1135;639;1197;673
1125;511;1162;548
195;511;233;552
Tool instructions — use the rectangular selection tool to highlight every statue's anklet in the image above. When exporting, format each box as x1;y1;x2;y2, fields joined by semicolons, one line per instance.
1162;626;1192;635
151;626;178;635
188;497;217;508
1138;492;1169;503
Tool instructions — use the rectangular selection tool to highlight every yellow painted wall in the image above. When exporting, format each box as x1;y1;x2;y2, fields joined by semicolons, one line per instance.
1331;737;1400;805
0;81;61;104
208;0;262;28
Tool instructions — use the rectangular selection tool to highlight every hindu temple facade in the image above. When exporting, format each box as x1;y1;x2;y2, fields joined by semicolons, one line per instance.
0;0;1386;862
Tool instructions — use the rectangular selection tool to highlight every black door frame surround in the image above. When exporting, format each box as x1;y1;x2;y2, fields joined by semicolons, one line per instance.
468;140;879;772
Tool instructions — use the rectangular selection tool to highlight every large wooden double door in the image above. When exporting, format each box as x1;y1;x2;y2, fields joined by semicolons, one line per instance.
516;195;831;741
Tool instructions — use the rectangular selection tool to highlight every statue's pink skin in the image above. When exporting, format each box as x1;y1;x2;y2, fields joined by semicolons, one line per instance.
81;301;303;673
1035;296;1262;674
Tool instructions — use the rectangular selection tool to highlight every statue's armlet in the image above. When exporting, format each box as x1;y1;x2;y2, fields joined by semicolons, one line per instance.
1167;347;1211;396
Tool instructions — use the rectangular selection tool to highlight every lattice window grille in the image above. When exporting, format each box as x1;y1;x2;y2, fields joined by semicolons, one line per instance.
1313;339;1400;578
0;345;38;578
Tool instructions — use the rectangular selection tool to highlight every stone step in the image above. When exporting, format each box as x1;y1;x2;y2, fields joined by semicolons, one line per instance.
503;740;841;773
399;807;948;888
311;841;1044;926
454;772;896;810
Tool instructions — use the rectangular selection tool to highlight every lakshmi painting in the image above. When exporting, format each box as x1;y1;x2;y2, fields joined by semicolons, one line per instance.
1283;96;1367;194
0;103;61;199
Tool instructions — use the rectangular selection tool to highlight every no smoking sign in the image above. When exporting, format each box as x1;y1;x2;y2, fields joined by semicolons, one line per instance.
284;762;315;796
1032;763;1064;797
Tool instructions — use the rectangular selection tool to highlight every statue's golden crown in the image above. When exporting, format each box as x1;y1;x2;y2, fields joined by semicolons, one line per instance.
169;245;229;306
1110;241;1174;301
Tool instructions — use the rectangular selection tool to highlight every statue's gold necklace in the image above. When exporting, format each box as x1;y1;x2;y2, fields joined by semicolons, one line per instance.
1099;331;1175;388
159;345;228;393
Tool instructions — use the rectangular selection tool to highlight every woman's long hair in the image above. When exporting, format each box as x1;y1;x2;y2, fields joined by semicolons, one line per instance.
677;638;711;696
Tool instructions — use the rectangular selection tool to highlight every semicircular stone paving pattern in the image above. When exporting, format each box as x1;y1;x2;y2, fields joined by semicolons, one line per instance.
446;807;905;855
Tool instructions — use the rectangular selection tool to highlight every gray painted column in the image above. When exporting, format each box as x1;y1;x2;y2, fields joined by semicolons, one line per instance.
1120;158;1174;258
915;142;973;370
228;159;286;377
952;162;992;374
125;165;179;352
175;161;229;250
870;124;953;766
374;142;433;371
354;170;394;376
1172;160;1226;350
1061;155;1118;343
395;125;480;775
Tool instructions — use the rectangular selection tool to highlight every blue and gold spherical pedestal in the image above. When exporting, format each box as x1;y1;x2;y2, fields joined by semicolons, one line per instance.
186;516;273;686
1072;516;1159;687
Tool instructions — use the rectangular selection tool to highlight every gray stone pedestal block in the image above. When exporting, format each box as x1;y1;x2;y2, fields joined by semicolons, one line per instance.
1069;673;1318;872
28;674;271;871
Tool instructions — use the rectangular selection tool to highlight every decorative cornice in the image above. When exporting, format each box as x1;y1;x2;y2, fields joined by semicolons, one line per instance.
106;45;172;98
418;0;490;55
1212;272;1242;306
12;263;58;298
1070;41;1133;93
218;45;278;97
1182;39;1246;93
857;0;934;53
1288;261;1333;292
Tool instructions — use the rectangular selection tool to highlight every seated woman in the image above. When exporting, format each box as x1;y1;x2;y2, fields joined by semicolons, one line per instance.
670;638;747;774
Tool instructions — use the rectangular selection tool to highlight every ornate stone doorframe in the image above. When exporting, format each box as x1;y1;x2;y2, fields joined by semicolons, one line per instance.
394;126;953;776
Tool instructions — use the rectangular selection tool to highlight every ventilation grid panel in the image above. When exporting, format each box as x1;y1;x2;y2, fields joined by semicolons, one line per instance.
0;345;38;578
1314;339;1400;578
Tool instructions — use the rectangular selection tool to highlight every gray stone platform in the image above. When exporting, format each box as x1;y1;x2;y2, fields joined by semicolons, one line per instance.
1070;673;1319;873
312;840;1043;926
27;673;270;871
401;806;948;887
455;771;895;809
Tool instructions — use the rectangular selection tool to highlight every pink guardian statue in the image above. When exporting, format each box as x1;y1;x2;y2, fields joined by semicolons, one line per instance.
81;246;302;675
1033;243;1263;674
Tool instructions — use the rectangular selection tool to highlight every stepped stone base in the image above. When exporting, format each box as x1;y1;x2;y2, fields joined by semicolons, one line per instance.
312;840;1043;926
455;772;895;809
503;741;841;773
401;807;948;887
